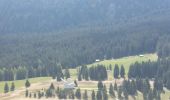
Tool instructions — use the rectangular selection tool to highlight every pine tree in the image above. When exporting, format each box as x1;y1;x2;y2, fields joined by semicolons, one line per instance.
74;80;78;87
65;68;70;79
120;65;125;78
25;89;29;97
148;89;153;100
34;93;37;98
10;82;15;91
83;90;88;100
75;88;81;99
78;72;82;81
114;82;118;91
98;81;104;90
103;85;107;93
114;64;119;79
38;91;41;99
25;80;31;88
118;86;123;99
109;83;115;98
91;90;96;100
96;91;102;100
123;88;129;100
4;82;9;93
103;92;108;100
49;83;55;90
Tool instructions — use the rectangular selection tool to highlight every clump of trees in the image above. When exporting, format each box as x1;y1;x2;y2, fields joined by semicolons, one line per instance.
0;64;64;81
78;65;108;81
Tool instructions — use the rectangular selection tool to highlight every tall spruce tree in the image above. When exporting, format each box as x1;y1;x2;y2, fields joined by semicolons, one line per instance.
114;64;119;79
91;90;96;100
109;83;115;98
10;82;15;91
96;91;102;100
4;82;9;93
25;80;31;88
98;81;104;90
83;90;88;100
65;68;70;79
120;65;125;78
75;88;81;99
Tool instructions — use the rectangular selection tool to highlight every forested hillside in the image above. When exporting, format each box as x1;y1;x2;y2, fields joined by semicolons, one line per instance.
0;0;170;68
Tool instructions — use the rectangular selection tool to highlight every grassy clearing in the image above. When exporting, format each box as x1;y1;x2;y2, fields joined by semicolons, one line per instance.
88;53;158;75
0;77;51;93
70;53;158;80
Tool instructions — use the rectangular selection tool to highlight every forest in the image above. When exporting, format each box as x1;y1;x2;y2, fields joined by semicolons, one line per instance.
0;0;170;68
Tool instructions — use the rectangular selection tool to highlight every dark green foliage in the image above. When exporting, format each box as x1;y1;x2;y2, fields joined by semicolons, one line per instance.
98;81;104;90
74;80;78;87
91;90;96;100
65;68;70;79
114;64;119;79
118;86;123;99
25;80;31;88
120;65;125;78
75;88;81;99
49;83;55;90
10;82;15;91
34;93;37;98
96;91;102;100
38;91;41;99
25;89;29;97
114;82;118;91
16;67;27;80
109;83;115;98
4;83;9;93
103;92;108;100
46;89;53;98
89;65;107;81
78;72;82;81
83;90;88;100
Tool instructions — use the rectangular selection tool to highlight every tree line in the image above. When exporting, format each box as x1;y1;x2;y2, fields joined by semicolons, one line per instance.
0;64;63;81
128;58;170;90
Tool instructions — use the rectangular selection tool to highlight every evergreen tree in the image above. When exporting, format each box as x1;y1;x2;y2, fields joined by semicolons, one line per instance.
65;68;70;79
98;81;104;90
109;64;112;70
83;90;88;100
49;83;55;90
114;64;119;79
4;82;9;93
96;91;102;100
38;91;41;99
25;80;31;88
74;80;78;87
118;86;123;99
34;93;37;98
75;88;81;99
25;89;29;97
114;82;118;91
123;88;129;100
109;83;115;98
91;90;96;100
130;80;137;96
148;89;153;100
103;85;107;93
120;65;125;78
103;92;108;100
78;72;82;81
10;82;15;91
